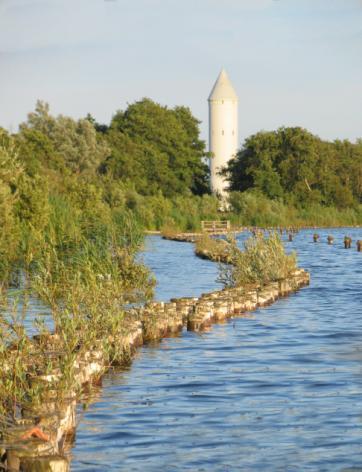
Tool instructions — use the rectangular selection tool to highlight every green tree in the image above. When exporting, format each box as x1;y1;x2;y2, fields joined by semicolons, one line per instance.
20;100;110;176
105;98;210;197
224;126;361;209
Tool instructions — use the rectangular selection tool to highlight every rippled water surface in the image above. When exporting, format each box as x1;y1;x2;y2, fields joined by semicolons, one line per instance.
71;229;362;471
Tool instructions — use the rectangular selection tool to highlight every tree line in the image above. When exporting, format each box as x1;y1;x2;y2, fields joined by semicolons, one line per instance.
223;126;362;209
0;97;361;287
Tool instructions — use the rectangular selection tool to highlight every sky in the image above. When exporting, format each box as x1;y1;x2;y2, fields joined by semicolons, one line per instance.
0;0;361;144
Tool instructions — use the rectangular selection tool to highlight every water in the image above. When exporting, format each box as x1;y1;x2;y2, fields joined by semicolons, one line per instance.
71;229;362;471
4;289;53;337
139;236;224;300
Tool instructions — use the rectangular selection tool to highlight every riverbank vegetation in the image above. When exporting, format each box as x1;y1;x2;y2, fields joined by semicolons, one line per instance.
218;233;297;288
0;96;351;455
0;116;154;428
0;98;360;292
2;99;359;242
0;99;361;406
195;234;232;263
194;232;297;288
97;100;362;229
227;191;362;228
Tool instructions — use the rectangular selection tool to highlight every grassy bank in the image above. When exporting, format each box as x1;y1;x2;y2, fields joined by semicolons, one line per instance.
135;191;362;232
227;191;362;228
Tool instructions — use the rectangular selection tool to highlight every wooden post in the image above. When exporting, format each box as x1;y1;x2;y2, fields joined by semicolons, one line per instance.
344;236;352;249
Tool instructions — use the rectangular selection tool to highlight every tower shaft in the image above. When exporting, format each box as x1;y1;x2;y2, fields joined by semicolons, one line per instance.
208;70;238;197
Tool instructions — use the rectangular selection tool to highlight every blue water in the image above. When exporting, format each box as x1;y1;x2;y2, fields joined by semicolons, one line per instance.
4;289;53;337
71;229;362;471
139;236;224;300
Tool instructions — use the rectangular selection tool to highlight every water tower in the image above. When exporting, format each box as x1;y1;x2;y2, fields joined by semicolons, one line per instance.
208;69;238;197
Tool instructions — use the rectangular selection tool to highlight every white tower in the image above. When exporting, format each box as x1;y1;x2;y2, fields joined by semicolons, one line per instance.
208;69;238;196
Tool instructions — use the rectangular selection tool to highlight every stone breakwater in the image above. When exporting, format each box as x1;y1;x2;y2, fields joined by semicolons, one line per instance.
162;232;202;243
194;241;232;263
1;269;309;471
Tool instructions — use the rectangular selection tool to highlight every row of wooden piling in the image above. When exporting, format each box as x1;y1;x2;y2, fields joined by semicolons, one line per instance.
1;268;310;471
1;318;144;472
162;227;300;243
311;233;362;250
163;229;361;252
144;272;309;335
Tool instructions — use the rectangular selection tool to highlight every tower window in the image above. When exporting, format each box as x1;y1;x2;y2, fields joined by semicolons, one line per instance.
222;130;224;136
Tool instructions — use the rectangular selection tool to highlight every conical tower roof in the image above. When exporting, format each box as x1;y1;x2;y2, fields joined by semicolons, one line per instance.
208;69;238;101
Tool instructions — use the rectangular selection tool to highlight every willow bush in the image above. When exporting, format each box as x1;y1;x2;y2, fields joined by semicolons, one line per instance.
219;233;297;288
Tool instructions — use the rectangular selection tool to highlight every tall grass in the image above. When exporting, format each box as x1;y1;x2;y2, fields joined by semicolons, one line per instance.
0;191;154;431
0;293;53;421
219;233;297;288
121;189;362;233
227;191;362;228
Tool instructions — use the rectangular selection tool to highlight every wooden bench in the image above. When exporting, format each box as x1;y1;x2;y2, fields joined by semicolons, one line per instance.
201;220;230;233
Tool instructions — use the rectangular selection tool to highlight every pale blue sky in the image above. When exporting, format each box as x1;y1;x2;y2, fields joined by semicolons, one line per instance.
0;0;361;144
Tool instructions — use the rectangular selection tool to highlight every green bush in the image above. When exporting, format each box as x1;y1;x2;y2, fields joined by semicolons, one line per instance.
220;233;297;288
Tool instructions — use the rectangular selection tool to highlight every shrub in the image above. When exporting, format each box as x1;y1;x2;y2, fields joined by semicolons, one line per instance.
219;233;297;288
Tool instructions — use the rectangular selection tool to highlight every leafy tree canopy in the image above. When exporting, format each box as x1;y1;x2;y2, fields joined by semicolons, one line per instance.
223;127;362;208
19;100;110;177
104;98;210;197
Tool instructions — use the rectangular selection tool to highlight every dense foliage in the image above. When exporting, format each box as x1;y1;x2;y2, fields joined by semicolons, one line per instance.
0;103;360;294
219;233;297;288
0;102;155;421
101;98;210;197
0;104;360;287
223;127;362;209
0;106;153;293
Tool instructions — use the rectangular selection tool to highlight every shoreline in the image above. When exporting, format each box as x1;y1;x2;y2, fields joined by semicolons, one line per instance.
1;265;310;471
160;226;362;245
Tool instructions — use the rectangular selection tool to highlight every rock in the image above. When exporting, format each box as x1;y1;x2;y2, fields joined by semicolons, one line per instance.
20;455;69;472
